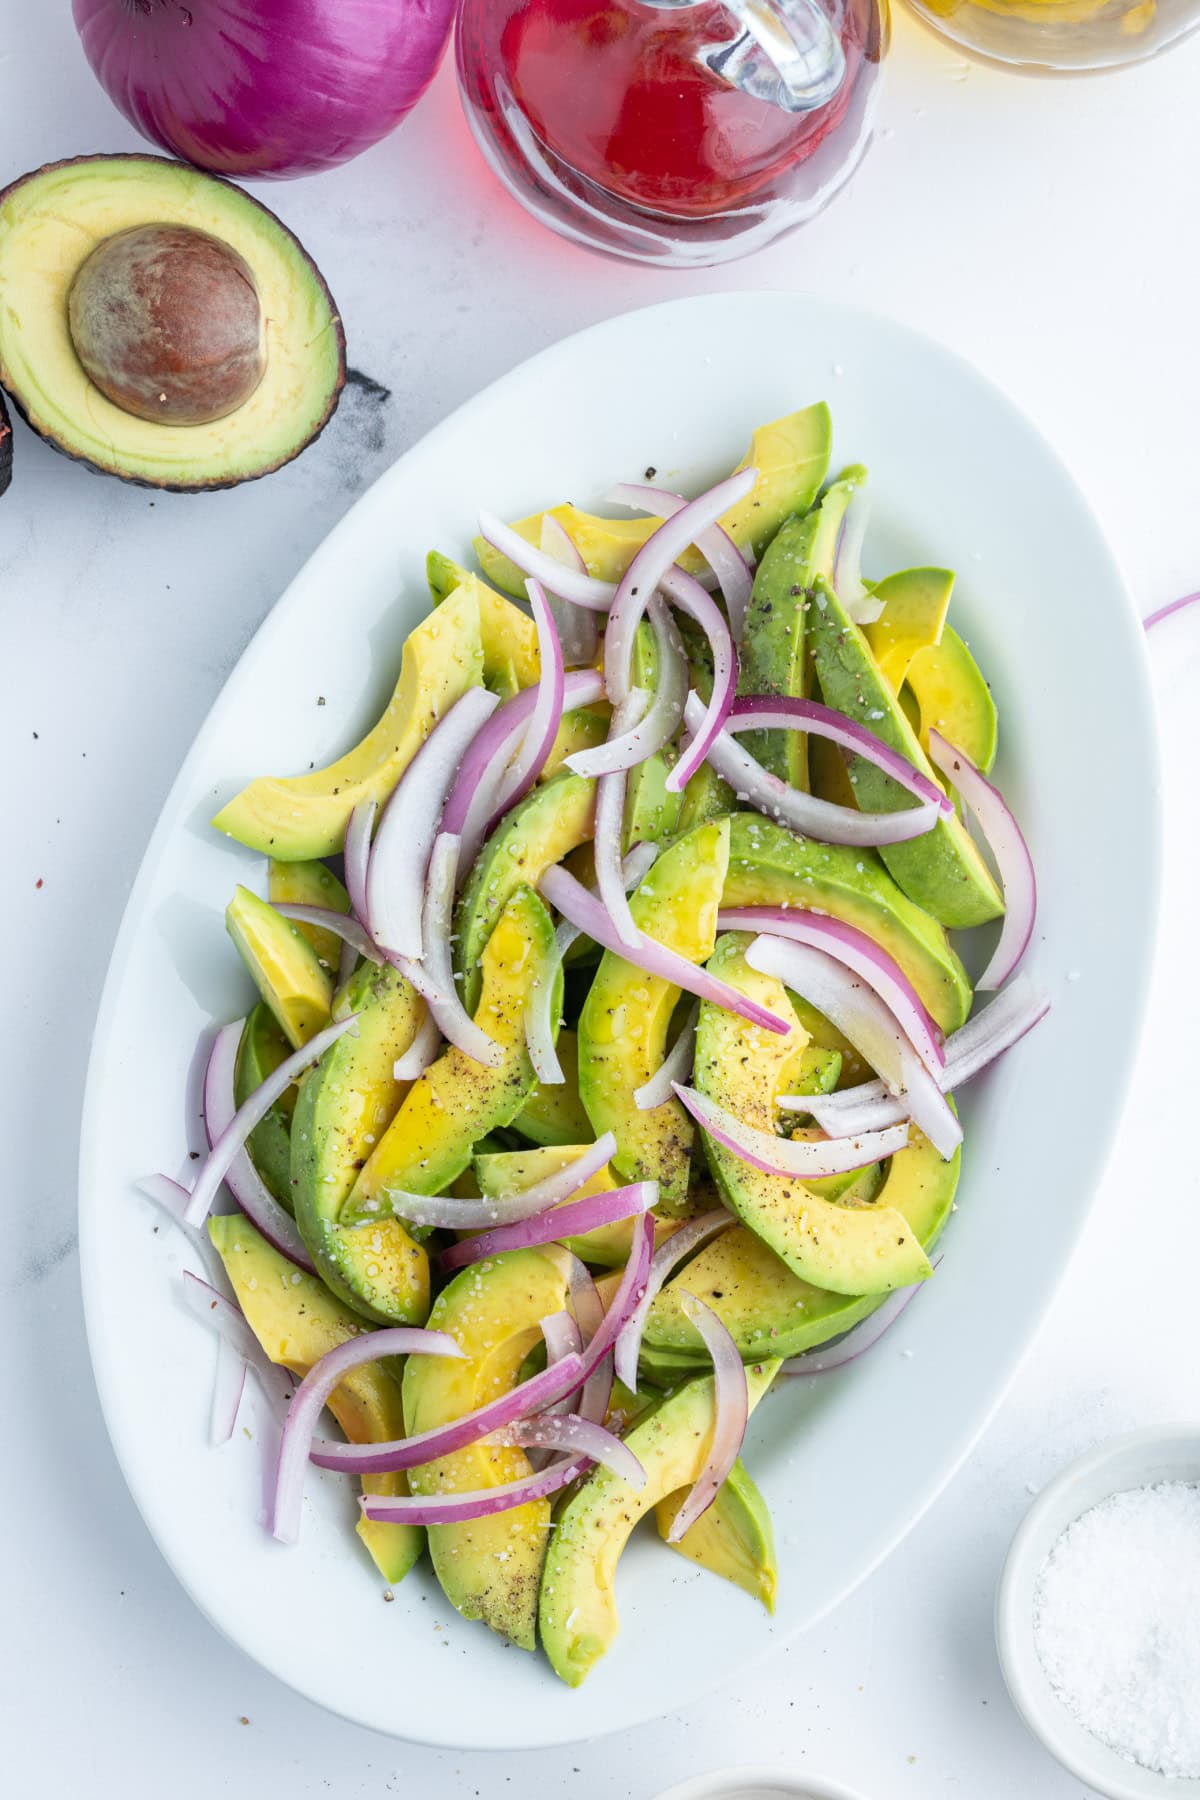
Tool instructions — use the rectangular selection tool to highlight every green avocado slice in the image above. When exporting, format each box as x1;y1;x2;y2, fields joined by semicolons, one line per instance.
624;620;684;849
209;1213;423;1586
266;858;351;976
655;1456;777;1613
720;813;972;1034
577;820;730;1215
539;1359;780;1685
904;624;998;774
403;1247;572;1648
226;883;333;1050
234;1003;295;1207
808;574;1003;929
512;1028;593;1146
428;552;542;694
291;959;430;1325
863;566;955;692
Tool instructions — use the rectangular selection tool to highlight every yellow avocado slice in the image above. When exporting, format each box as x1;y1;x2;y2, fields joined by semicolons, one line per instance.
208;1214;422;1586
539;1359;780;1685
475;404;833;594
863;567;954;692
212;582;484;860
266;858;351;975
226;884;333;1050
656;1456;777;1613
402;1247;572;1648
428;552;542;692
904;625;999;774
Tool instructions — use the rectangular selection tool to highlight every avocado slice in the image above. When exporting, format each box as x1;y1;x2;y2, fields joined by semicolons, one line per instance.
692;935;930;1296
738;468;860;790
0;156;342;490
512;1029;593;1146
720;813;972;1034
624;620;684;849
267;858;351;975
212;582;484;860
428;553;542;693
904;625;998;774
577;820;730;1216
863;567;954;691
539;1358;780;1685
655;1457;777;1613
291;959;430;1325
807;575;1003;929
402;1247;572;1648
475;404;832;594
226;884;333;1050
677;760;735;833
234;1003;296;1207
455;770;596;1014
209;1213;422;1586
349;886;562;1219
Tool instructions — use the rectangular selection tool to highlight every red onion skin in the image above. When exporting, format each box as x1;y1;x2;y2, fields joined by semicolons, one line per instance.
73;0;454;179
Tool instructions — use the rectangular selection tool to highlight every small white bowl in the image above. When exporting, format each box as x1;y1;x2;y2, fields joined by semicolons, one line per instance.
996;1424;1200;1800
653;1770;867;1800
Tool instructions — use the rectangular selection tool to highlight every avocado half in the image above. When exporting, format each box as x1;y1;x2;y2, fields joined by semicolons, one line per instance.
0;155;345;491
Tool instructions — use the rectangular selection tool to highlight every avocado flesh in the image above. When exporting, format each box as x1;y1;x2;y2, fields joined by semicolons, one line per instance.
475;403;832;594
0;155;342;490
808;575;1003;930
226;884;333;1050
212;583;484;861
291;959;430;1325
512;1029;593;1146
234;1004;295;1207
428;553;542;692
655;1456;777;1613
738;468;860;790
267;858;351;975
539;1359;780;1685
904;625;998;774
624;620;684;849
402;1247;572;1648
208;1214;422;1586
863;567;955;691
677;760;735;833
692;935;930;1296
578;820;729;1216
720;814;972;1034
456;771;596;1014
349;887;561;1221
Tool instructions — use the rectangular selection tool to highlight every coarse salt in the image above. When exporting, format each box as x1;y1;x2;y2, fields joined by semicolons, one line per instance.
1032;1480;1200;1778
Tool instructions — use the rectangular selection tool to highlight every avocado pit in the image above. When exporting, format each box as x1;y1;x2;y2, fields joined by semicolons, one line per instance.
68;222;266;426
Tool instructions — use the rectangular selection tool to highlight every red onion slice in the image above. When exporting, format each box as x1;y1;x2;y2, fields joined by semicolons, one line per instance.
554;842;661;963
488;1413;646;1489
361;1453;585;1526
665;1295;749;1542
180;1270;296;1422
137;1172;226;1287
719;908;945;1075
605;481;754;640
567;599;686;779
273;904;383;967
659;568;738;792
210;1339;249;1445
524;941;565;1087
392;1008;441;1082
613;1207;733;1390
394;833;502;1068
492;582;566;816
203;1021;315;1270
184;1018;360;1244
272;1326;463;1542
540;515;599;666
594;686;652;951
343;799;376;925
478;510;615;611
366;685;499;961
540;865;790;1037
744;935;961;1160
542;1310;583;1364
633;1003;700;1112
673;1082;910;1179
576;1211;656;1380
605;467;756;706
928;731;1036;992
440;1180;657;1273
1144;591;1200;631
308;1350;584;1476
728;696;951;812
780;1260;942;1375
831;479;884;625
382;1130;618;1230
564;1257;614;1427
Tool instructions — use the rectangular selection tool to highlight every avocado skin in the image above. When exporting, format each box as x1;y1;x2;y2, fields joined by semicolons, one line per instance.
0;390;11;496
0;154;345;492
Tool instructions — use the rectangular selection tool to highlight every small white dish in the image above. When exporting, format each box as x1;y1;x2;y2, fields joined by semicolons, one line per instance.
654;1770;867;1800
996;1425;1200;1799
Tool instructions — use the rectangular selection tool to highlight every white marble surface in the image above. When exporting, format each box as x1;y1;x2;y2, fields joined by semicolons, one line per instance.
5;3;1200;1794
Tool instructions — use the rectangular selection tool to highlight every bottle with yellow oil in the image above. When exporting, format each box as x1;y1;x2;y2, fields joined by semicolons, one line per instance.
905;0;1195;69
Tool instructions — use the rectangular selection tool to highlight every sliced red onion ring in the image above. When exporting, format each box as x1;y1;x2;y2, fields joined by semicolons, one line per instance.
605;467;756;706
273;904;383;967
542;1310;583;1364
673;1082;910;1179
394;833;502;1068
187;1019;346;1256
728;696;951;812
554;842;661;963
335;938;357;992
576;1211;656;1380
392;1008;441;1082
540;864;789;1037
210;1339;249;1445
367;685;499;961
488;1413;646;1489
382;1130;618;1230
633;1003;700;1112
272;1326;463;1542
524;944;565;1087
719;908;944;1075
440;1180;657;1274
361;1453;585;1526
594;686;652;951
780;1257;942;1375
566;1256;614;1428
343;799;376;925
832;479;884;625
1144;591;1200;631
928;731;1036;992
605;481;754;640
180;1270;296;1421
660;568;738;792
540;515;599;666
567;600;686;779
491;581;565;817
613;1207;733;1390
308;1350;584;1476
744;935;961;1160
665;1294;749;1542
478;510;615;611
138;1172;226;1286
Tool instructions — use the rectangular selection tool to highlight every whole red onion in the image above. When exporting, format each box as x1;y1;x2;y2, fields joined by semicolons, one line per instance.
73;0;455;179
